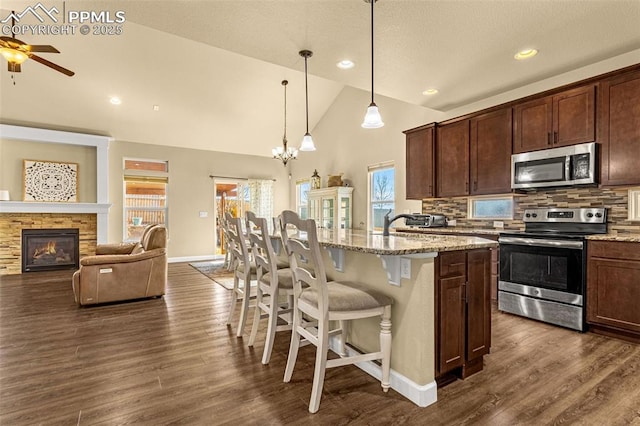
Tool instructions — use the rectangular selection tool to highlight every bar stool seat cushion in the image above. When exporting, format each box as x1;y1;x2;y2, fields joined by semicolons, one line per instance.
300;281;393;312
237;261;257;275
260;268;294;289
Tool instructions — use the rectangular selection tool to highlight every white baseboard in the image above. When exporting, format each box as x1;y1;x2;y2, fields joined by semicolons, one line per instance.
328;337;438;408
168;255;221;263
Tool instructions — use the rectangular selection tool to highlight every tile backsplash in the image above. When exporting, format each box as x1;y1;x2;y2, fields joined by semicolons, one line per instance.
421;186;640;234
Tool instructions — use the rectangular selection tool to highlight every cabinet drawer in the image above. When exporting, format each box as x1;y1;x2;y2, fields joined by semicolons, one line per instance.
588;241;640;261
439;251;466;277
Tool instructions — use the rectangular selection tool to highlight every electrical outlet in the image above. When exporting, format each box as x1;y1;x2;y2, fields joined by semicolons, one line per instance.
447;219;457;227
493;221;504;229
199;211;208;218
401;258;411;279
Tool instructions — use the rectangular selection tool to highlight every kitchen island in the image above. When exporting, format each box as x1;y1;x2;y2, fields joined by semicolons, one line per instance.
307;229;497;407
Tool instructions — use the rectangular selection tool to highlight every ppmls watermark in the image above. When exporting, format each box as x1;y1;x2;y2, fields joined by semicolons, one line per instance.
1;2;126;36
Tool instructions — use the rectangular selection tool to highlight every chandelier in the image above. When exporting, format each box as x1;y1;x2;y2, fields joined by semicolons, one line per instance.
272;80;298;166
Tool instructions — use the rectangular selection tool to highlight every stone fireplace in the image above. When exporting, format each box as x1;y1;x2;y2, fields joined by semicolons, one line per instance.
22;228;80;272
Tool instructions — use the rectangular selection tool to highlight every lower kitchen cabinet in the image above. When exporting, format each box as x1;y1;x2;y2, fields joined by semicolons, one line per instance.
435;248;491;381
587;240;640;343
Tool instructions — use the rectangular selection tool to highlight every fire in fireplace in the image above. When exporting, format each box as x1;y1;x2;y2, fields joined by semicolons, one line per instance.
22;229;79;272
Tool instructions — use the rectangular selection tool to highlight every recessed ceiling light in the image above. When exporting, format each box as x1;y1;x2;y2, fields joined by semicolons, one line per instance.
336;60;354;69
153;105;160;111
514;49;538;60
109;96;122;105
422;88;439;95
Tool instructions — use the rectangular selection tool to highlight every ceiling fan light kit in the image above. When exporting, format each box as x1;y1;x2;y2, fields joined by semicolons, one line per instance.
0;14;74;77
362;0;384;129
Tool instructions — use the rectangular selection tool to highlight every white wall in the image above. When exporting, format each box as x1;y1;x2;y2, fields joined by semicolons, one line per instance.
108;140;290;259
289;86;442;229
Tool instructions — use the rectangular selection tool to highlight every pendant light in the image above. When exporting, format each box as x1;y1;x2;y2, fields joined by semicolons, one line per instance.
362;0;384;129
272;80;298;166
299;49;317;151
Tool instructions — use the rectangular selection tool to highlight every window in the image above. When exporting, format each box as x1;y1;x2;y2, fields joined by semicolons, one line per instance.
468;196;514;219
123;159;169;241
296;179;310;219
368;163;395;231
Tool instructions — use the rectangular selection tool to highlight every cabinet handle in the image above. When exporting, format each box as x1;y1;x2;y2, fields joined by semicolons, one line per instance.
428;185;432;194
547;132;552;145
465;182;469;192
474;181;478;191
554;131;558;144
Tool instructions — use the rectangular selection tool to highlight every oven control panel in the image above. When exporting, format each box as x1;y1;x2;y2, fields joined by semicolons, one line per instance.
523;208;606;224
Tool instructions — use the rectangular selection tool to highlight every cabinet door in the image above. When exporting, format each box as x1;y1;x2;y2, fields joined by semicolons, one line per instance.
513;97;552;153
438;275;465;375
470;108;513;194
466;250;491;361
600;70;640;186
437;120;470;197
405;126;435;199
552;85;596;147
587;257;640;333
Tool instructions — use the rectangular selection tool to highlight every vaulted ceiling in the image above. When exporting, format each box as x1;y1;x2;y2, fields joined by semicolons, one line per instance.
1;0;640;156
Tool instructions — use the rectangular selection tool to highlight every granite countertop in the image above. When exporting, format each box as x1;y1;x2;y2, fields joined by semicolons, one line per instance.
314;229;498;256
586;234;640;242
394;226;504;236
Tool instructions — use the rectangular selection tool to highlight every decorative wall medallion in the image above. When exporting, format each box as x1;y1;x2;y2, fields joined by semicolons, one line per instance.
23;160;78;202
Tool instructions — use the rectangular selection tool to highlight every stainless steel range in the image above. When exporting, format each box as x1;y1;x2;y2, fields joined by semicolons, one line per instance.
498;207;607;331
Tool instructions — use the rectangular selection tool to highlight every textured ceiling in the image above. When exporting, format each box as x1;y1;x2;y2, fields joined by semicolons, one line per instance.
1;0;640;156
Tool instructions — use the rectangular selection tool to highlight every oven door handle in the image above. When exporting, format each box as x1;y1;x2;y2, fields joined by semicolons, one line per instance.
498;236;583;249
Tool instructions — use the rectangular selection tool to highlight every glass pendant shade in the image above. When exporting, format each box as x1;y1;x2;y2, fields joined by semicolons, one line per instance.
0;48;28;64
362;102;384;129
300;132;316;151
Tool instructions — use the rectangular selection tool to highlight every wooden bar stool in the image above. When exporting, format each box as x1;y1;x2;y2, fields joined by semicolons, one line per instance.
225;216;257;338
279;210;393;413
246;211;295;364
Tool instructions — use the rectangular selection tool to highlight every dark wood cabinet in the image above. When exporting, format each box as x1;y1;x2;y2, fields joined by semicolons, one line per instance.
436;249;491;380
404;124;436;199
437;120;470;197
599;70;640;186
513;85;596;153
587;241;640;343
470;108;513;195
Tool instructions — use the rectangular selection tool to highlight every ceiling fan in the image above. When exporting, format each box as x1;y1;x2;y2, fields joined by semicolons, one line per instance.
0;15;74;76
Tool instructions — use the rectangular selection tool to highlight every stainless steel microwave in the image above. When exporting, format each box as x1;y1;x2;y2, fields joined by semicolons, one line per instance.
511;143;597;190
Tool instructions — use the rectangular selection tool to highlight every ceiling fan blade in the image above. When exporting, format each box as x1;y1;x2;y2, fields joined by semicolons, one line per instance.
8;62;21;72
29;54;75;76
26;45;60;53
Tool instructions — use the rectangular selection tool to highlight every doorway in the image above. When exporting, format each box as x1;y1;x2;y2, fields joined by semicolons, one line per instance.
214;179;249;256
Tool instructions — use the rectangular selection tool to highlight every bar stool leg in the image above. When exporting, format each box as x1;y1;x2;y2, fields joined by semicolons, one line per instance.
380;306;392;392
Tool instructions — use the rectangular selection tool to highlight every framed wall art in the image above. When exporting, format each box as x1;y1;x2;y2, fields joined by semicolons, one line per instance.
23;160;78;202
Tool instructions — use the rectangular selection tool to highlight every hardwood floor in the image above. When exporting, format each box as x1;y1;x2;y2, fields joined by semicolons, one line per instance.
1;263;639;425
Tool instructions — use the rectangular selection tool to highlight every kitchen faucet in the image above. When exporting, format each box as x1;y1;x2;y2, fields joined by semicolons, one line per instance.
382;210;417;236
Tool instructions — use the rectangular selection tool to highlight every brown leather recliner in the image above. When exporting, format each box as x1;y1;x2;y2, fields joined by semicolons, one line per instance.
72;225;168;306
94;223;156;255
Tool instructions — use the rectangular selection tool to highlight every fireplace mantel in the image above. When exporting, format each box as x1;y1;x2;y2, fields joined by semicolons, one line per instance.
0;202;111;243
0;201;111;214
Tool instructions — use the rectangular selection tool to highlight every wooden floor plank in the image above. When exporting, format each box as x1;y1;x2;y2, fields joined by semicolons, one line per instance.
1;263;639;425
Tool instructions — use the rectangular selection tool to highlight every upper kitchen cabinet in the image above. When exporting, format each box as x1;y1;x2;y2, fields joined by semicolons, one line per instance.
470;108;513;195
404;124;436;199
513;85;596;154
437;120;470;197
600;69;640;186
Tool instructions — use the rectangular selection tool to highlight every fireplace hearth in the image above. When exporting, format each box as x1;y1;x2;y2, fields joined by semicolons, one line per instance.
22;229;79;273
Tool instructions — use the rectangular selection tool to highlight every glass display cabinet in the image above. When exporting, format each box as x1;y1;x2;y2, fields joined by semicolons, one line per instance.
307;187;353;230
